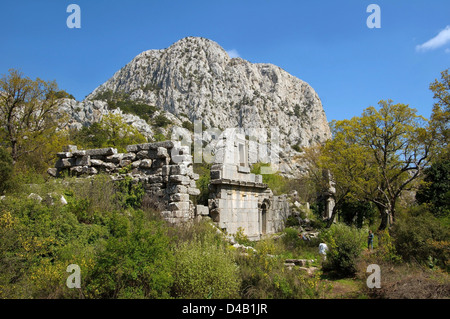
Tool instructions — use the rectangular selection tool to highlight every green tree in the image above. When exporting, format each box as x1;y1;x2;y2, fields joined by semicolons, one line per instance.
429;69;449;157
0;69;67;164
416;157;450;218
321;100;432;230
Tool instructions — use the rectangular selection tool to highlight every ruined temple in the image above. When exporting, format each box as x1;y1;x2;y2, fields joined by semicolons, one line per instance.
48;134;292;240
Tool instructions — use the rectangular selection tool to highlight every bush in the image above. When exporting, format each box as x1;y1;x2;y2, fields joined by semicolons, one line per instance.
391;210;449;271
172;235;241;298
320;224;366;277
86;210;174;299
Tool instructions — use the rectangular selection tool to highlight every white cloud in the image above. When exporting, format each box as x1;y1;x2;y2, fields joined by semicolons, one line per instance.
226;49;240;58
416;25;450;52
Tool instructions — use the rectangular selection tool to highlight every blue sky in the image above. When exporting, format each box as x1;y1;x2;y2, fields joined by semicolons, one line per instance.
1;0;449;122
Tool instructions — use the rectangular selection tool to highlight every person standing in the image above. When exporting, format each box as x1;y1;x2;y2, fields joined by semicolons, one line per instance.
368;230;374;250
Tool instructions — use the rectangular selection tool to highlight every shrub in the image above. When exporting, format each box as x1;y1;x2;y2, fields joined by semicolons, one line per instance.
391;210;449;270
172;238;241;299
86;210;174;299
320;224;366;277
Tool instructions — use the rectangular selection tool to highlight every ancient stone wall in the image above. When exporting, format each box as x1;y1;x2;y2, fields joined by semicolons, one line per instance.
48;141;200;224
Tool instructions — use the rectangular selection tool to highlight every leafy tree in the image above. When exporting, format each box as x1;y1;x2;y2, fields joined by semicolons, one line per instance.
0;69;67;164
320;101;432;230
416;157;450;217
429;69;449;157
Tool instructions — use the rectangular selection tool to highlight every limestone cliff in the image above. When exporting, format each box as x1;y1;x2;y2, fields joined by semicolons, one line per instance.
61;37;331;177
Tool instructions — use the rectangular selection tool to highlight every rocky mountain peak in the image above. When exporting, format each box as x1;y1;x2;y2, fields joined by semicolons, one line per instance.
64;37;331;177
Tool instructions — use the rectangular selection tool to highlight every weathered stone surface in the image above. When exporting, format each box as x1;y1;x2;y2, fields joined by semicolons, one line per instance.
169;175;189;183
167;184;188;194
73;150;86;157
170;193;190;202
63;145;78;153
139;159;152;168
57;152;73;158
106;153;124;163
85;147;117;157
171;155;192;164
47;168;58;177
168;202;190;211
187;188;201;196
90;159;104;166
196;205;209;216
75;155;91;166
55;158;75;168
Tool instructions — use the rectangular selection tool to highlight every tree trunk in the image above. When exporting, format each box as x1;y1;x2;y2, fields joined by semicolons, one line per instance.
376;204;391;231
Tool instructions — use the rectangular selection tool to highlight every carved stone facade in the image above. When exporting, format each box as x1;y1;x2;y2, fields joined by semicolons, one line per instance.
207;129;291;240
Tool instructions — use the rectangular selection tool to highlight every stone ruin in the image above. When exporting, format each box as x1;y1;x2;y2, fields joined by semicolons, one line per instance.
48;134;293;239
48;141;201;223
207;129;290;240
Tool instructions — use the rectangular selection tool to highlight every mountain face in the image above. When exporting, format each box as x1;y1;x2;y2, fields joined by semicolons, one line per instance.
61;37;331;177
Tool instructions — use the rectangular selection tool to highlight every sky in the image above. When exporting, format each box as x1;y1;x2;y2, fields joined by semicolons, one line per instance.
1;0;449;122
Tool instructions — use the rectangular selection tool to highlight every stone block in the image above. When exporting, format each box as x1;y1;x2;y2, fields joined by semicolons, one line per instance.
170;164;189;176
170;193;190;202
106;153;124;163
63;145;78;153
72;150;86;157
196;205;209;216
187;188;201;196
169;175;189;183
167;185;188;194
126;144;139;153
55;158;75;168
171;154;192;164
119;160;132;167
75;155;91;166
139;159;153;168
136;150;148;160
122;152;136;161
47;167;58;177
148;175;163;184
168;202;190;211
57;152;73;158
131;160;141;168
85;147;117;157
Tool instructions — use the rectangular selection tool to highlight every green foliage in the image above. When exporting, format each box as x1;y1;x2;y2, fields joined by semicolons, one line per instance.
114;176;145;209
194;163;211;205
182;120;194;132
234;227;254;247
0;146;13;194
172;237;241;299
87;210;174;299
108;100;157;123
236;238;328;299
320;224;366;277
339;199;377;228
70;113;147;152
250;163;289;195
153;114;173;128
416;157;450;218
391;209;450;271
0;69;70;174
